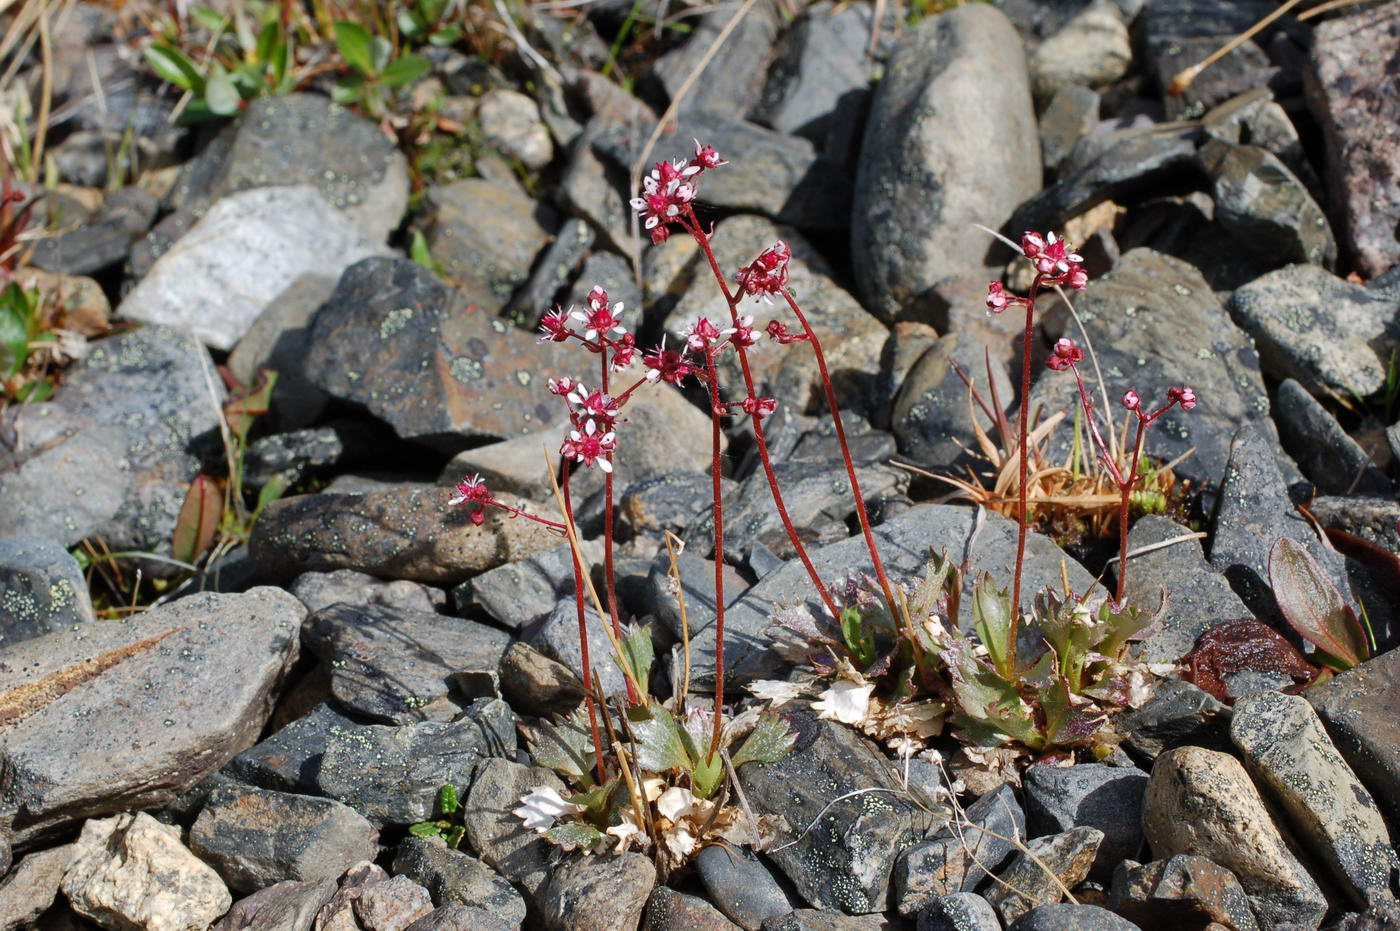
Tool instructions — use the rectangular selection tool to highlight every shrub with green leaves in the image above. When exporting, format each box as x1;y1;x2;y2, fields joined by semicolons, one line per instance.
331;21;432;119
0;282;60;403
143;9;301;122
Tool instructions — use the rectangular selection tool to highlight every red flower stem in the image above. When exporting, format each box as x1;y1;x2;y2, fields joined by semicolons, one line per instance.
598;354;637;706
564;462;607;783
681;212;839;619
1116;418;1148;605
703;347;728;759
779;288;900;622
1068;365;1125;486
1010;277;1044;661
485;501;568;533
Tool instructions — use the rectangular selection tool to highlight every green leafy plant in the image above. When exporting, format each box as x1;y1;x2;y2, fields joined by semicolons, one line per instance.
409;784;467;849
331;20;432;119
395;0;463;46
1269;537;1374;672
0;282;59;402
143;9;302;122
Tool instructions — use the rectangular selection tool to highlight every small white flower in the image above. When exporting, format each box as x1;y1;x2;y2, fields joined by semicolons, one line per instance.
812;679;875;725
513;786;584;833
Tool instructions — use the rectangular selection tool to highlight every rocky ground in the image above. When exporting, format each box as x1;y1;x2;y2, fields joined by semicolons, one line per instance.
2;0;1400;929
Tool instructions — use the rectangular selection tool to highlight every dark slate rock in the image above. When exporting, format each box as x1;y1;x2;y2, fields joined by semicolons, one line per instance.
392;837;526;923
315;699;515;826
1197;139;1335;269
461;758;562;903
1275;379;1393;495
224;701;363;794
1109;854;1258;931
619;473;718;539
0;536;96;648
242;427;345;492
1007;904;1141;931
0;325;221;554
760;912;887;931
1040;85;1101;178
650;0;780;119
1308;497;1400;565
528;599;634;698
502;217;594;327
790;426;897;469
165;92;408;244
1143;746;1327;929
1306;3;1400;277
737;715;942;913
894;784;1024;915
1118;515;1251;665
694;845;792;929
853;3;1040;322
404;904;518;931
1229;263;1400;400
1231;690;1398;906
563;251;641;325
304;602;511;724
917;893;1001;931
644;886;741;931
1202;88;1314;190
210;878;338;931
752;1;875;143
0;842;71;926
249;485;559;584
1120;679;1232;761
291;569;446;616
1210;425;1352;620
1023;763;1147;880
557;122;640;256
0;588;304;847
423;179;557;315
304;257;560;451
1030;249;1276;496
189;783;378;892
1008;126;1200;238
452;543;584;630
226;272;336;431
541;852;656;931
27;216;140;276
984;827;1103;925
892;331;1014;470
1027;0;1131;102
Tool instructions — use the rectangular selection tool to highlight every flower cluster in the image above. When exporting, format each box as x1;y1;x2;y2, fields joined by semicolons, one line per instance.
630;140;728;245
1049;338;1198;425
736;241;791;301
986;230;1089;314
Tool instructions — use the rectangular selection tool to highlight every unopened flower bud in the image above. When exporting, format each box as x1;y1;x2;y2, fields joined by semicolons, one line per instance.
1122;389;1141;410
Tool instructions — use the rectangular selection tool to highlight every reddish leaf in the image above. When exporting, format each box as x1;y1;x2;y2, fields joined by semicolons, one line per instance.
1268;537;1369;668
223;369;278;444
172;474;220;563
1182;617;1319;704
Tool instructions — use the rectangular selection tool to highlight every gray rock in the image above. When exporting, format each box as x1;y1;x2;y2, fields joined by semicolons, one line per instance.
1040;85;1100;178
249;485;559;584
759;912;887;930
405;905;518;931
1275;379;1392;495
224;701;363;794
502;217;594;327
304;257;561;451
619;472;719;539
853;3;1040;323
212;878;338;931
225;272;336;431
422;179;557;315
917;893;1001;931
243;427;346;492
1202;88;1313;188
1023;764;1146;880
984;827;1103;925
0;325;221;555
1308;497;1400;562
1120;679;1232;761
1210;426;1352;621
1143;746;1327;929
1009;127;1200;240
291;569;446;617
542;852;656;931
651;0;780;119
1118;515;1252;665
645;885;741;930
1108;854;1258;931
892;331;1014;470
1309;642;1400;828
1231;691;1398;907
1306;2;1400;277
738;715;941;913
119;185;390;350
894;784;1025;915
305;602;511;724
462;758;562;902
557;123;640;255
392;837;526;924
1008;904;1141;930
0;588;303;846
1230;263;1399;399
1198;139;1335;268
529;599;635;698
189;784;379;892
1028;0;1131;102
0;536;95;648
497;641;587;717
478;88;552;170
752;2;875;144
563;252;641;325
453;543;590;630
316;700;515;826
27;214;142;276
438;417;573;502
352;874;436;929
695;845;792;929
0;843;73;927
1030;249;1275;495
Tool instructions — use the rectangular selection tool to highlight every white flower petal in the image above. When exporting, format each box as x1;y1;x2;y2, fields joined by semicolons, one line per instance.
812;680;875;725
